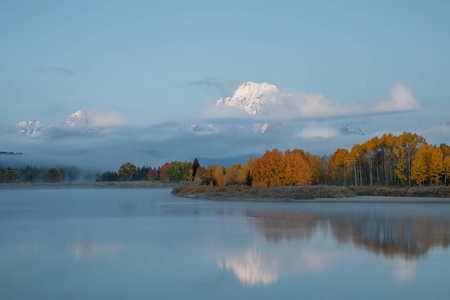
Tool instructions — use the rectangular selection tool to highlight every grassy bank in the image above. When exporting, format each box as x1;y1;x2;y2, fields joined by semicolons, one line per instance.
172;185;356;201
173;185;450;201
348;186;450;198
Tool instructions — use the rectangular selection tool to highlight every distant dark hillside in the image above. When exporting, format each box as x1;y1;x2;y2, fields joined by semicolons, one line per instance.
0;151;23;155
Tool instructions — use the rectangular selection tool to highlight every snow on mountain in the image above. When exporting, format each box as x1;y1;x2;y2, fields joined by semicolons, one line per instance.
11;110;101;138
60;110;89;127
11;120;46;137
253;123;281;134
183;124;215;132
339;126;364;136
216;82;279;115
17;120;43;127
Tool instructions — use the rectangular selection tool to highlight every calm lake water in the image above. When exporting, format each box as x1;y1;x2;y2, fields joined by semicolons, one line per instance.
1;188;450;299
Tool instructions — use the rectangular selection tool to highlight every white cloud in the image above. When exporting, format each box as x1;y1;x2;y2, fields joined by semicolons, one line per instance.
298;127;340;138
82;107;130;127
275;84;420;119
208;83;420;120
201;103;251;119
373;84;420;113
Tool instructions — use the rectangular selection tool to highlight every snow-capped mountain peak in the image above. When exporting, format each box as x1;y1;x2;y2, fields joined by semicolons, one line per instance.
253;123;281;134
216;82;279;114
17;120;43;127
339;126;365;136
12;120;45;137
61;110;89;127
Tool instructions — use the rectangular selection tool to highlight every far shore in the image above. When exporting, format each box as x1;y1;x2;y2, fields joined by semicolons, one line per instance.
0;181;180;189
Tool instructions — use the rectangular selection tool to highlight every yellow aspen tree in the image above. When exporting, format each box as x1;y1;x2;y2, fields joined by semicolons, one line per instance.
348;144;362;186
430;147;444;185
330;148;349;185
214;166;226;186
411;147;428;186
443;156;450;185
394;132;426;185
236;164;250;185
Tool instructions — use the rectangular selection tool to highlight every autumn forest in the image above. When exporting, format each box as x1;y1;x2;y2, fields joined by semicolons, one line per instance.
116;132;450;188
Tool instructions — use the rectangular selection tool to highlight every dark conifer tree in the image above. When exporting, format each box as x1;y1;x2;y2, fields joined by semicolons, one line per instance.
192;158;200;180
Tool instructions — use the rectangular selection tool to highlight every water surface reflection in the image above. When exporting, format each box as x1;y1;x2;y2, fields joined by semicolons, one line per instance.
208;205;450;286
2;190;450;299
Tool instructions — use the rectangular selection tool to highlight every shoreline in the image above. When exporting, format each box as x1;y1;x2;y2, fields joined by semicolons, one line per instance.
2;182;450;202
172;185;450;202
175;194;450;203
0;181;179;189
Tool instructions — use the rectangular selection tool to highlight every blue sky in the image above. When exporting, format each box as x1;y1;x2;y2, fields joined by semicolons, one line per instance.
1;0;450;169
1;0;449;125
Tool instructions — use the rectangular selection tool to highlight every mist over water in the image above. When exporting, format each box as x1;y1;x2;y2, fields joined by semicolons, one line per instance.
1;188;450;299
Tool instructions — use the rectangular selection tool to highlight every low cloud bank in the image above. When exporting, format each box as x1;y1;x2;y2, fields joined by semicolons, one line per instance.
81;107;130;127
0;120;368;172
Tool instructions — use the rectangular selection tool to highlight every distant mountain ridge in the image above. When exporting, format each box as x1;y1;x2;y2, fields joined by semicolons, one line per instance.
12;110;96;138
11;119;46;137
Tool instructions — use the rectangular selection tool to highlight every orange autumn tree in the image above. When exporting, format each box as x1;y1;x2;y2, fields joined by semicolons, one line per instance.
159;162;172;182
283;149;312;186
329;148;349;186
252;149;284;187
193;166;207;181
304;152;323;185
251;149;313;187
148;168;158;181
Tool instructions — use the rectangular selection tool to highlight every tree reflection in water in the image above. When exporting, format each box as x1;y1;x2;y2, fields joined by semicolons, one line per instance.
216;207;450;286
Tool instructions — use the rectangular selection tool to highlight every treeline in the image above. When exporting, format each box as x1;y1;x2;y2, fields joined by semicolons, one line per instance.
105;132;450;188
0;166;94;183
0;151;23;155
327;132;450;187
247;132;450;187
98;160;201;182
99;165;155;181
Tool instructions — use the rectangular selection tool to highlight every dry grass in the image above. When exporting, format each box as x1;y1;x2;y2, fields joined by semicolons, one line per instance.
348;186;450;198
173;185;356;201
